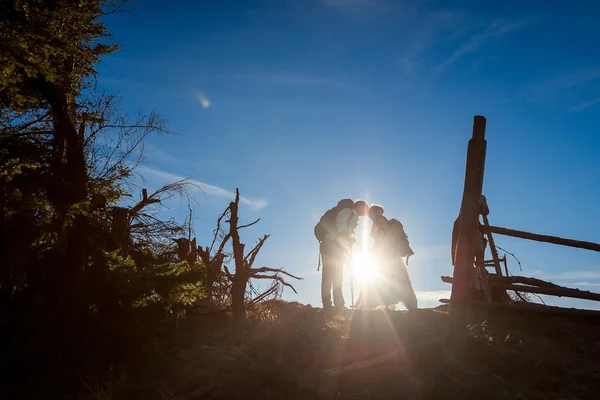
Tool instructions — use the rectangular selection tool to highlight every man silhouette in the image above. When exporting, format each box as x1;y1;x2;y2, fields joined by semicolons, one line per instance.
315;199;369;312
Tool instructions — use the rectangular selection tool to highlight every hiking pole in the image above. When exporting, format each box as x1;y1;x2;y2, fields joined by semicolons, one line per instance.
317;250;321;272
349;249;355;308
350;272;355;308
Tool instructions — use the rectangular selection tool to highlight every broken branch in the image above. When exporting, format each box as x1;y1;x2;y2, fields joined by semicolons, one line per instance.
210;206;231;253
223;265;234;281
244;234;269;266
238;218;261;230
250;266;303;281
252;274;299;294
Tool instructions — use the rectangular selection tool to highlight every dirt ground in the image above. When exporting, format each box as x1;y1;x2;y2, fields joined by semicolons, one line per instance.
89;301;600;399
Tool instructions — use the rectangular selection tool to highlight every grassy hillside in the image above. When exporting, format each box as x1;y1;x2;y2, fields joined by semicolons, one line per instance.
58;301;600;400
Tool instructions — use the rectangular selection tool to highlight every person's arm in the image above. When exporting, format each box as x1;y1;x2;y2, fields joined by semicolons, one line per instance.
335;208;352;235
334;208;354;252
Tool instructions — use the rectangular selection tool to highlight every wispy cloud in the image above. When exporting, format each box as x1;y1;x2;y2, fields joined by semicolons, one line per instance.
136;165;269;210
145;144;187;165
436;19;527;74
534;67;600;94
398;10;465;80
513;66;600;105
568;96;600;113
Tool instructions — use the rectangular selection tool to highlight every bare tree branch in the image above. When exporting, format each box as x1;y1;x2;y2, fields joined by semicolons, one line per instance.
216;233;232;258
252;274;298;294
223;265;234;281
250;266;303;281
210;206;230;253
238;218;260;230
244;234;269;266
246;283;279;308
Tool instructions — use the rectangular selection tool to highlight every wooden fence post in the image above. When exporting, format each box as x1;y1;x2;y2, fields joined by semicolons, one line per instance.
448;116;488;345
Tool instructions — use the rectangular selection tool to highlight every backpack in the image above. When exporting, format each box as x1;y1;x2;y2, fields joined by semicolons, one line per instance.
314;199;354;242
389;219;415;259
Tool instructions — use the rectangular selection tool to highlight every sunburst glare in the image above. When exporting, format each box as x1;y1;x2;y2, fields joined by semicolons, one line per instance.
351;251;379;283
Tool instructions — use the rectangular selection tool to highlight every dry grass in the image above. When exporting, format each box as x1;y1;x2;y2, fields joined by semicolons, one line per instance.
82;300;600;400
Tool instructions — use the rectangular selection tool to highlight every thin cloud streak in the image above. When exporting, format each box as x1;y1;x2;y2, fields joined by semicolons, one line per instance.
436;19;527;73
569;96;600;113
512;66;600;104
136;165;269;210
145;144;187;165
535;67;600;94
399;10;465;79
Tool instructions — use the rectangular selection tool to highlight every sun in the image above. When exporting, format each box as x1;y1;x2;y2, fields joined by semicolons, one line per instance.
351;251;379;283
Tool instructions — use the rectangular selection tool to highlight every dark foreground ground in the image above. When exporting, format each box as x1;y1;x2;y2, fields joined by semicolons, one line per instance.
13;301;600;399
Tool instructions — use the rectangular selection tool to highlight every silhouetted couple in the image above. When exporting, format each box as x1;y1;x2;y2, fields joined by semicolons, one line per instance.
314;199;417;313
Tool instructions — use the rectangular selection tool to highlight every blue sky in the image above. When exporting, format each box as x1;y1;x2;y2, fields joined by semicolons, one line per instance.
97;0;600;309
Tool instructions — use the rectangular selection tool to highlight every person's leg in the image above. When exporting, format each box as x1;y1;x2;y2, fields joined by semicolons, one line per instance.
393;256;417;310
321;246;334;310
401;285;418;310
332;261;345;308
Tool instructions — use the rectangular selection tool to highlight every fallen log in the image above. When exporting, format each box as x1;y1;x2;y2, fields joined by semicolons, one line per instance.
444;275;600;302
470;300;600;319
483;225;600;253
491;282;600;302
487;275;560;288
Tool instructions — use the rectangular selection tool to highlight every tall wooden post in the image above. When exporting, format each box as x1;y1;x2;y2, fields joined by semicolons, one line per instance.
448;116;488;344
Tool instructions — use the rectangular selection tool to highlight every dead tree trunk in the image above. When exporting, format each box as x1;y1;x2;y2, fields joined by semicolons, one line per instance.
222;189;301;322
111;207;130;253
39;80;90;300
229;189;248;323
448;116;488;345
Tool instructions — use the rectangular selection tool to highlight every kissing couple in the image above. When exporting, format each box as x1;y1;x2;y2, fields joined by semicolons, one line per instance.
314;199;417;313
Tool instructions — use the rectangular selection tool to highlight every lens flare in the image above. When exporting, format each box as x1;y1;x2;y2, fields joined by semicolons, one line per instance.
351;251;378;283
